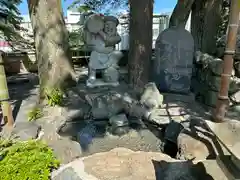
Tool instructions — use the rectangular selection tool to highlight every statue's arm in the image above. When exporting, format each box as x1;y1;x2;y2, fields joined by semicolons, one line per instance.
106;34;121;47
94;45;113;54
98;30;107;41
99;31;121;47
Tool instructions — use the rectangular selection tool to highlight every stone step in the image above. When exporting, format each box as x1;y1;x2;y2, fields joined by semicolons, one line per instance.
204;120;240;161
217;155;240;180
204;120;240;179
200;159;228;180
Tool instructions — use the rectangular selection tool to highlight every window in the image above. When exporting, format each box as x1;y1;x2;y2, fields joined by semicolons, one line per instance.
153;28;159;38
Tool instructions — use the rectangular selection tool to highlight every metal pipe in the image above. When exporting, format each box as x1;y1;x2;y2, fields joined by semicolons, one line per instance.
212;0;240;122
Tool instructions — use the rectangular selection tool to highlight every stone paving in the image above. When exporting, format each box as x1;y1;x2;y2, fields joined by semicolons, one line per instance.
51;148;228;180
1;71;240;179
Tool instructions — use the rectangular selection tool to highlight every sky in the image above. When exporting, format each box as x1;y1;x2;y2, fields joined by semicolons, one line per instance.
18;0;177;15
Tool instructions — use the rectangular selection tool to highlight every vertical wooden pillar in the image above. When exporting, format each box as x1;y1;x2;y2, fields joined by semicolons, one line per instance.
213;0;240;122
57;0;62;15
0;52;14;127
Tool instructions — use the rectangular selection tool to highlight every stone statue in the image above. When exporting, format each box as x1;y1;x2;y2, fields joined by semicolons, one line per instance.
83;14;123;88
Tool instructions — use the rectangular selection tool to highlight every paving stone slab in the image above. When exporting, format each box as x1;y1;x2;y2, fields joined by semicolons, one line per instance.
12;122;41;140
51;148;229;180
205;120;240;160
217;155;240;180
200;160;228;180
15;87;39;123
52;167;83;180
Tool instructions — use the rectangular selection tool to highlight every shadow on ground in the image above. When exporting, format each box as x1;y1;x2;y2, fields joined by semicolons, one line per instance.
57;113;165;157
162;96;225;160
152;160;214;180
0;73;39;129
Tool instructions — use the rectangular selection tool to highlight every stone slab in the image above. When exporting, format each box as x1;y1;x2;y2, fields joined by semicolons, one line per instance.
217;155;240;180
205;120;240;160
15;87;39;123
200;160;228;180
12;122;41;140
52;148;228;180
51;157;98;180
52;167;83;180
153;27;194;94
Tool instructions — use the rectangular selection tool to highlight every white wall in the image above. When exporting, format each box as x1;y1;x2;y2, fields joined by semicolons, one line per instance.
13;10;192;52
185;12;191;32
116;15;170;50
66;10;81;24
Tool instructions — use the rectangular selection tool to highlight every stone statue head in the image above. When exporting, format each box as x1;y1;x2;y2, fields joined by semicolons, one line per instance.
103;16;119;36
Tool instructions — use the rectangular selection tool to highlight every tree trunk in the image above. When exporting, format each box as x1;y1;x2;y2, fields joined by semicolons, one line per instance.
128;0;153;91
191;0;223;55
27;0;76;100
169;0;194;28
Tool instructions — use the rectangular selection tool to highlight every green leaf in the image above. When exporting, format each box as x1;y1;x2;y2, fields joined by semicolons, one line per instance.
0;139;60;180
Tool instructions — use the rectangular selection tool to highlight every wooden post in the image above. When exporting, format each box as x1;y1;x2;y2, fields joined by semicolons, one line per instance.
57;0;62;14
0;52;14;127
212;0;240;122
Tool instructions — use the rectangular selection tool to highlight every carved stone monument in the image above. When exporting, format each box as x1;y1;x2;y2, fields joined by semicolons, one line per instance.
83;14;123;88
152;27;194;94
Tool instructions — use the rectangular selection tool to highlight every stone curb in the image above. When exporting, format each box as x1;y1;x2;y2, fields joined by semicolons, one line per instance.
15;87;39;123
51;158;98;180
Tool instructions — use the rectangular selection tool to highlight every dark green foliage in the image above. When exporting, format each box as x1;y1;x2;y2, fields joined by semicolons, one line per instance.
69;0;128;15
27;107;43;121
45;88;64;106
0;0;31;50
68;27;85;49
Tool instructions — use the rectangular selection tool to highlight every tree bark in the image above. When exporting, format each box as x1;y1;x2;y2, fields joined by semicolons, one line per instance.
191;0;223;55
128;0;153;91
27;0;76;100
169;0;194;28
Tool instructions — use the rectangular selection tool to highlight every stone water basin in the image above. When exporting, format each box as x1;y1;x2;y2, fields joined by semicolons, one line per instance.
57;118;163;157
